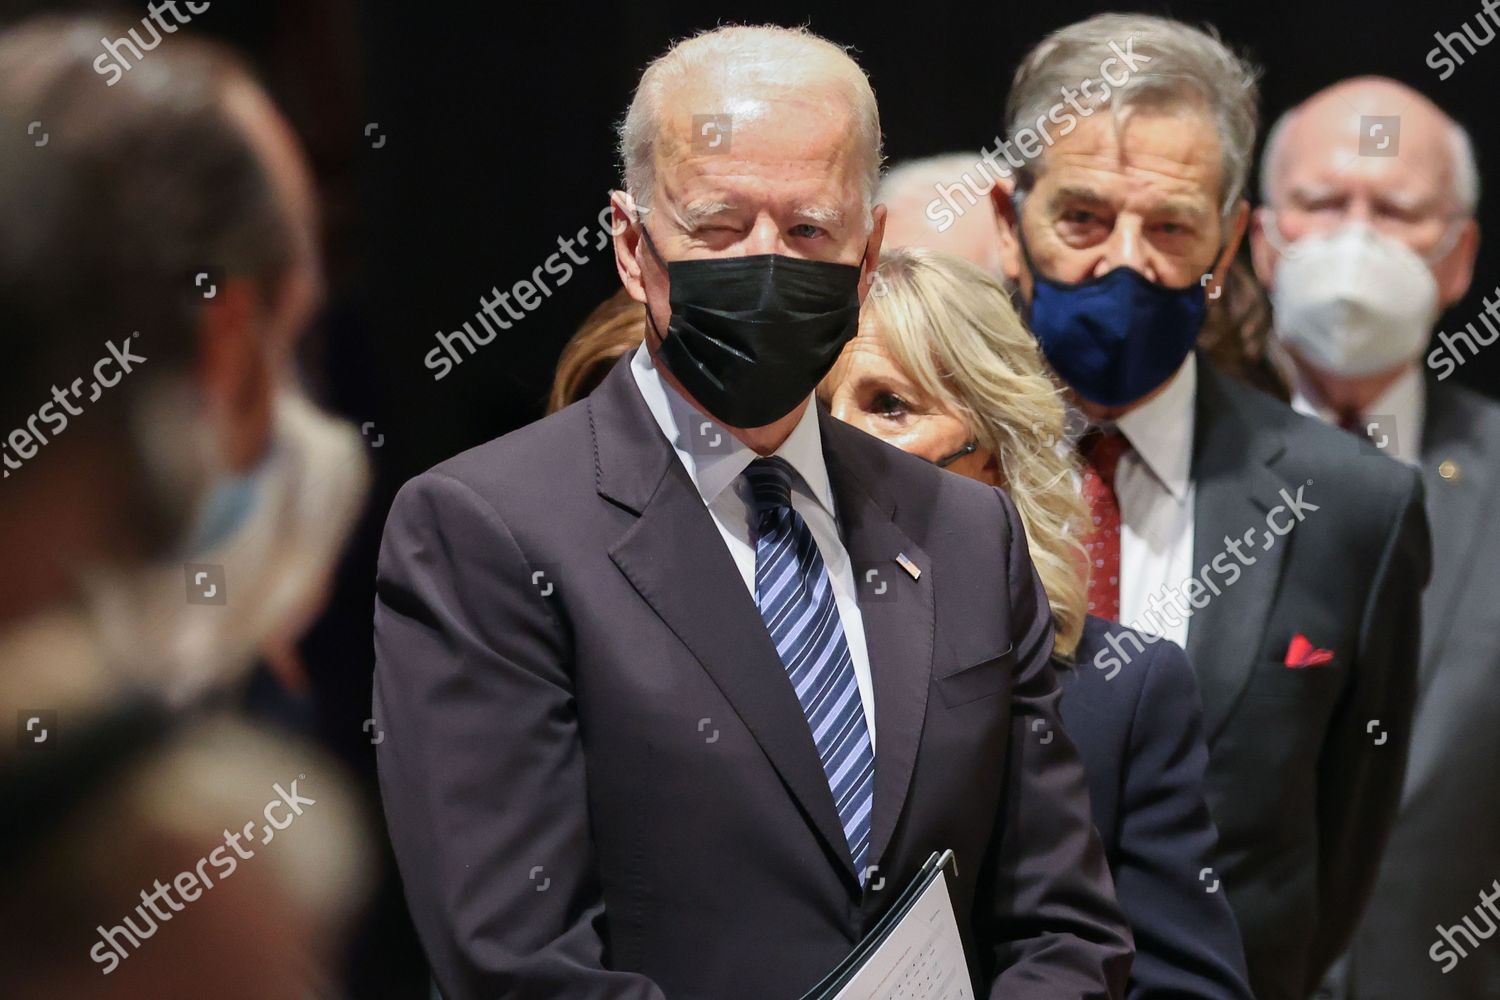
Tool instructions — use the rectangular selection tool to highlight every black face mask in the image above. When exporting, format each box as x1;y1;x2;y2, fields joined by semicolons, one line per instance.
641;225;864;428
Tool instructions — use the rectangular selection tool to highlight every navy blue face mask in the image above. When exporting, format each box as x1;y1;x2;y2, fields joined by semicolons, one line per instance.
1019;229;1213;408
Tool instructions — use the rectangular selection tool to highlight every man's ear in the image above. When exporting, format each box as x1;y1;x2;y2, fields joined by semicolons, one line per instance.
196;277;273;471
1248;205;1279;291
1436;217;1480;307
857;203;888;305
1204;199;1251;304
991;182;1024;285
611;190;647;305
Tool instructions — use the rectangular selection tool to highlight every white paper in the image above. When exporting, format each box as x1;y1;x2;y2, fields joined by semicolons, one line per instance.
828;872;973;1000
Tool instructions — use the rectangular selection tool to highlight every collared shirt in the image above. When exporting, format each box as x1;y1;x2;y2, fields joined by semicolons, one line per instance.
1076;355;1198;647
1290;362;1426;466
629;343;876;746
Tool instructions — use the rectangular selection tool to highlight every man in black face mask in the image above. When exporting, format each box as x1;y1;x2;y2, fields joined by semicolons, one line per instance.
985;14;1431;1000
374;22;1132;1000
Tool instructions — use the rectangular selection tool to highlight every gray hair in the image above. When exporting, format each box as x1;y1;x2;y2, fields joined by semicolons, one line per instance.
1006;13;1261;221
1259;99;1481;217
617;24;883;226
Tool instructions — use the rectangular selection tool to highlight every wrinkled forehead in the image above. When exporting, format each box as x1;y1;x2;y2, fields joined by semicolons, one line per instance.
651;78;867;213
1272;93;1457;207
1031;107;1226;208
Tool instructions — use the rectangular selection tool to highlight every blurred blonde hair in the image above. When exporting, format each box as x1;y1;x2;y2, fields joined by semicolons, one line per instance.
854;248;1089;658
547;288;647;414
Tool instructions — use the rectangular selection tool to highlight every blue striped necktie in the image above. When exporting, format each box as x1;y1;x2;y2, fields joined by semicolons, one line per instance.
744;456;875;884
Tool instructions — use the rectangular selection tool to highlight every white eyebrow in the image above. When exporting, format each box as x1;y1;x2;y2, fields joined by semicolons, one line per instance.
794;205;845;226
674;199;736;229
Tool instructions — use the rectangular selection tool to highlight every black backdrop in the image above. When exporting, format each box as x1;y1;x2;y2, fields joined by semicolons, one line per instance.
354;0;1500;487
4;1;1496;994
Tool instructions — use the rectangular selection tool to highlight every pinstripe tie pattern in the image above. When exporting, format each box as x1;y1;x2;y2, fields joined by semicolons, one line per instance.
744;456;875;884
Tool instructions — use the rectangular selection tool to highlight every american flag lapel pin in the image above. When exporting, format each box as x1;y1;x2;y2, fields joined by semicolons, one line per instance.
895;552;921;581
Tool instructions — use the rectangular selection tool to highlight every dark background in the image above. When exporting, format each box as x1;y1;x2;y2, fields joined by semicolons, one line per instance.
6;1;1496;994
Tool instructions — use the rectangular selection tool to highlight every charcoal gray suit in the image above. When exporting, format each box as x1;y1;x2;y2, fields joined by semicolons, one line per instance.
1181;361;1431;1000
373;356;1132;1000
1323;380;1500;1000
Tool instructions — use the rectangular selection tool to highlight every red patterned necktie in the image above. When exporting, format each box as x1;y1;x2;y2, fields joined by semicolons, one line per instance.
1079;428;1130;621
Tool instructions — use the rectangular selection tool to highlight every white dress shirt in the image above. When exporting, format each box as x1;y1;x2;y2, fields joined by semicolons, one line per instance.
629;343;876;746
1290;362;1426;466
1083;355;1199;647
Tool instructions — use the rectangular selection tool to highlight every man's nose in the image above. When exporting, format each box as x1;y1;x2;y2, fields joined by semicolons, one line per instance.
1343;199;1375;227
744;217;785;256
1095;219;1152;280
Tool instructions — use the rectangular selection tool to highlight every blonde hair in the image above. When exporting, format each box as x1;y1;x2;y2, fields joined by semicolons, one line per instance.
855;248;1090;657
547;289;647;414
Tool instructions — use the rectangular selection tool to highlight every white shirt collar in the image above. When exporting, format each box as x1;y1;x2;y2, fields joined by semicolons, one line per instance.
628;341;835;514
1110;354;1197;502
1289;362;1426;465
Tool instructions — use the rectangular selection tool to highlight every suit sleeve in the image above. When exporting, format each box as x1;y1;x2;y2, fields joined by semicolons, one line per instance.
372;470;667;1000
1116;639;1254;1000
1306;469;1430;989
986;487;1135;999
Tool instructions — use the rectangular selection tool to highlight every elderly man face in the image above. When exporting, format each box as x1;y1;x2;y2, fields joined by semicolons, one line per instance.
999;106;1242;302
611;29;885;443
637;86;875;266
1251;77;1479;318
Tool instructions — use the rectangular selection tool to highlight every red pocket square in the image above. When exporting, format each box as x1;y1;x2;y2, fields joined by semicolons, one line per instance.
1285;633;1335;669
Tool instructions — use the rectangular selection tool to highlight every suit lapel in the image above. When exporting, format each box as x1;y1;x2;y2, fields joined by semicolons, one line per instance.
820;410;935;875
1417;384;1496;687
1187;364;1292;742
592;361;857;887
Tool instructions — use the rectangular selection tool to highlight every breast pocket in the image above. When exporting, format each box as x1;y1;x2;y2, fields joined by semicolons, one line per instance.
1243;654;1347;703
934;643;1015;708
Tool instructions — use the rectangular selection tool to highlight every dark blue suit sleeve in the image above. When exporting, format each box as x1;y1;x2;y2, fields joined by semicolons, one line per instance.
1117;639;1254;1000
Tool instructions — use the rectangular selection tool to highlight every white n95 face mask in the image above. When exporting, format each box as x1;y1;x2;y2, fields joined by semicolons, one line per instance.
1272;223;1441;377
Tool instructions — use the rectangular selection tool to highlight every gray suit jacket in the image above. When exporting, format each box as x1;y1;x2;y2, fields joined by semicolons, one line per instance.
373;356;1132;1000
1182;361;1431;1000
1325;380;1500;999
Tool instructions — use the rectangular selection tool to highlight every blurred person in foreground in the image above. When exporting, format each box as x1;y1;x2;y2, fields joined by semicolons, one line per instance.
822;247;1253;1000
0;15;370;997
985;14;1430;999
375;23;1131;1000
1251;76;1498;1000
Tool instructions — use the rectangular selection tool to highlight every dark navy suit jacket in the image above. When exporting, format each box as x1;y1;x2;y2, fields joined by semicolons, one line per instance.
1060;616;1253;1000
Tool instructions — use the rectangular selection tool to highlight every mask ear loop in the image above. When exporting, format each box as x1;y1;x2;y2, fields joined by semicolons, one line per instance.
934;440;978;467
633;212;672;345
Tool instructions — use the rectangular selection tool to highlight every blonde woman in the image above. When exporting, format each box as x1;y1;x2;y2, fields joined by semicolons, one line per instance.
822;248;1253;1000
